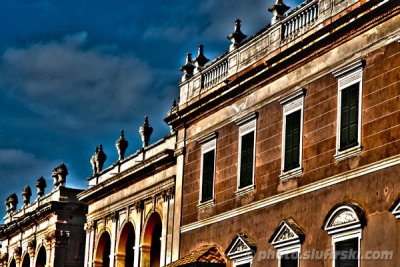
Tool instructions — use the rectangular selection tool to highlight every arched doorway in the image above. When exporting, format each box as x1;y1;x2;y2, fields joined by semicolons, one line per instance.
21;254;30;267
36;247;46;267
9;259;16;267
117;222;135;267
94;231;111;267
142;212;162;267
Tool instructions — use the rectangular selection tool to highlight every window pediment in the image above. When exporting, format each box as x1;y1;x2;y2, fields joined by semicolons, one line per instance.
389;197;400;220
225;233;256;261
269;218;305;249
323;202;365;235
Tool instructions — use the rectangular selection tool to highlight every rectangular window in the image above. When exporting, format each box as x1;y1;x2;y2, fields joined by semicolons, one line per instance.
333;60;363;161
284;110;301;171
236;263;251;267
279;89;305;180
280;252;299;267
339;83;359;151
335;238;358;267
237;117;257;192
201;149;215;202
199;137;216;205
239;131;255;188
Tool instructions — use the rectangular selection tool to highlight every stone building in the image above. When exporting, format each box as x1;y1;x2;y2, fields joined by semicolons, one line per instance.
165;0;400;267
78;118;182;267
0;164;87;267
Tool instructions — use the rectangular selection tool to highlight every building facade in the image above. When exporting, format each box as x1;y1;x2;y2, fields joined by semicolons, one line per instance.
0;164;87;267
78;119;182;267
166;0;400;266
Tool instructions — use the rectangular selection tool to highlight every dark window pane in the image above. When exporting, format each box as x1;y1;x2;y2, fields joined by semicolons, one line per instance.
201;150;215;202
335;238;358;267
284;110;301;171
281;252;298;267
340;83;359;150
240;131;254;188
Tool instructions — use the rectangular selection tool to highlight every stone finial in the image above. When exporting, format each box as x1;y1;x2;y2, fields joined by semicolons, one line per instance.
52;163;68;187
36;176;47;197
22;185;32;205
227;19;247;51
139;116;153;148
6;193;18;213
97;145;107;173
179;52;195;80
268;0;290;25
116;130;129;161
193;44;210;69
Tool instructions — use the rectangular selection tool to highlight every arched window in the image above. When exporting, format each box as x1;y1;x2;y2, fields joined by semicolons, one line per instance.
117;222;135;267
36;247;46;267
323;203;365;267
142;212;162;267
9;259;17;267
21;254;30;267
94;232;112;267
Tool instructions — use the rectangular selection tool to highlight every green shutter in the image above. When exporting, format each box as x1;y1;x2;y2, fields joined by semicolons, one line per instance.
340;83;359;150
281;252;299;267
335;238;358;267
240;131;254;188
284;110;301;171
201;150;215;202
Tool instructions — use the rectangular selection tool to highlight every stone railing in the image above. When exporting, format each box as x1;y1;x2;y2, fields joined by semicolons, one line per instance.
178;0;364;105
202;58;229;89
282;0;319;40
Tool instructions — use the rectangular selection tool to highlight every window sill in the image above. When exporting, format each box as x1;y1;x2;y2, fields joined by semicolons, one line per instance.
279;167;303;181
334;146;362;161
197;199;215;209
235;184;255;197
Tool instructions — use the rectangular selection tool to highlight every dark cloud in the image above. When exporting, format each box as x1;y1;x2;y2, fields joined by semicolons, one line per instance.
0;32;157;131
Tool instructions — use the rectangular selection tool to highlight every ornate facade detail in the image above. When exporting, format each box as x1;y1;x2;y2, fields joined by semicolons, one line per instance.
22;185;32;205
91;145;107;175
133;200;144;213
162;186;175;202
139;116;153;148
269;219;304;249
115;130;129;161
180;52;195;79
13;247;22;262
227;19;247;51
225;233;256;261
0;253;8;264
5;193;18;214
27;239;36;258
35;176;47;197
193;45;209;69
389;197;400;220
85;221;95;232
268;0;290;24
324;203;365;235
52;163;68;187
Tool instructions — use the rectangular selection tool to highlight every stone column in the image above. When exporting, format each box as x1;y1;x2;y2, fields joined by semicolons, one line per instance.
84;222;93;267
52;231;70;267
172;144;185;261
133;203;142;267
109;213;118;267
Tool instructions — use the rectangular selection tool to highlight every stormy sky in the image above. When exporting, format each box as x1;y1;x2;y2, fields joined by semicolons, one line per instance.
0;0;302;220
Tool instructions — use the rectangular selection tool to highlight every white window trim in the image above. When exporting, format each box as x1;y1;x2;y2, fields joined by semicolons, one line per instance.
236;118;257;195
197;137;216;208
277;244;301;267
333;60;364;161
233;257;253;267
331;229;362;267
279;90;305;181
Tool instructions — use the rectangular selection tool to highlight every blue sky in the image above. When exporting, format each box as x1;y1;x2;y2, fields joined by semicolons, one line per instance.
0;0;302;219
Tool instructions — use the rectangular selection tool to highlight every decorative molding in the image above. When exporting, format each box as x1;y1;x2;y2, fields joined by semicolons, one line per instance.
279;167;303;181
334;146;362;161
279;88;306;106
269;219;305;249
332;60;364;78
235;184;255;197
234;112;258;126
225;233;256;261
323;203;365;235
198;132;218;144
390;198;400;220
181;154;400;233
197;199;215;210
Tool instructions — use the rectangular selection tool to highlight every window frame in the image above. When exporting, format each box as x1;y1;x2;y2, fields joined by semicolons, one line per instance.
279;90;305;181
197;134;217;208
277;245;301;267
331;230;361;267
333;60;364;161
236;116;257;195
